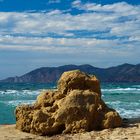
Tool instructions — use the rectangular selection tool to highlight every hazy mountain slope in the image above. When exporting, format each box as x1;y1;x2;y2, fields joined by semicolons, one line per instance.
0;64;140;83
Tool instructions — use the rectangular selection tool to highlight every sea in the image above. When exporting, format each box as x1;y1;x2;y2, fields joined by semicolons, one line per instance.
0;82;140;124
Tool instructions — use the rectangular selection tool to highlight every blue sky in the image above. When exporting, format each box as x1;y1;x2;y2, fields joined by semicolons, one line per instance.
0;0;140;79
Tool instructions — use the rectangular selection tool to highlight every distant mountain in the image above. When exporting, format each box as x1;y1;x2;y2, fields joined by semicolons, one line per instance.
0;63;140;83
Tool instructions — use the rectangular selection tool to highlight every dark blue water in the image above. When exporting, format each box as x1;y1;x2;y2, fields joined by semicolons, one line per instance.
0;82;140;124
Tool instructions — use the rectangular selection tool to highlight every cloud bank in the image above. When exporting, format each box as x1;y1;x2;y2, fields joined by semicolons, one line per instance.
0;1;139;72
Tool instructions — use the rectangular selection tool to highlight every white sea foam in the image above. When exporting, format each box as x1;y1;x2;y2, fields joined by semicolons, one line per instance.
105;100;140;118
0;87;139;95
52;86;57;89
116;108;140;118
106;101;122;105
0;89;41;95
131;85;140;88
0;100;36;106
102;88;140;92
106;101;140;106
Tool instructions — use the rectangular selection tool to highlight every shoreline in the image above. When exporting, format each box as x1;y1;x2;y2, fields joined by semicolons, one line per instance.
0;118;140;140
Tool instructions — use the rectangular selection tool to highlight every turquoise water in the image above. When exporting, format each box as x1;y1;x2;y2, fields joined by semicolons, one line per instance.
0;82;140;124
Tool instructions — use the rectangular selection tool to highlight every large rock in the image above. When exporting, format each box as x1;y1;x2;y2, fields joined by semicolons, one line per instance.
15;70;122;135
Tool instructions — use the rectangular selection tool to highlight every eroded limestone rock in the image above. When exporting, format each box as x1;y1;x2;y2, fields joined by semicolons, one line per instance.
57;70;101;96
15;70;122;135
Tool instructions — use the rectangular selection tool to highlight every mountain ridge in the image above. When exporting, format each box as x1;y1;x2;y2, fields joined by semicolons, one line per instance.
0;63;140;83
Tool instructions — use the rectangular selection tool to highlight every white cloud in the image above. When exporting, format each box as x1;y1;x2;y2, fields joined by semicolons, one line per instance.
48;0;61;4
0;2;140;58
47;9;62;15
72;1;140;14
0;35;139;58
49;0;61;3
72;0;81;7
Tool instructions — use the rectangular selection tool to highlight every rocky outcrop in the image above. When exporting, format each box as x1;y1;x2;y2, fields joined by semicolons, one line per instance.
15;70;122;136
57;70;101;96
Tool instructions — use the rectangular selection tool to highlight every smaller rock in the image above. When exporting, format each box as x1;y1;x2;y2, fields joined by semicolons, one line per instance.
102;111;122;129
57;70;101;96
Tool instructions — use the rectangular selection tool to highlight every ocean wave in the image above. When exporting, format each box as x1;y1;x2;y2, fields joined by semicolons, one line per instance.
101;88;140;94
1;87;139;94
0;100;36;106
0;85;140;119
106;101;140;106
106;101;122;105
131;85;140;88
0;89;42;95
106;101;140;118
101;88;140;92
117;108;140;118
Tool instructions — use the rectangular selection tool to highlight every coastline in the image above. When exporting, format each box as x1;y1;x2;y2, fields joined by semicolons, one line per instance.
0;118;140;140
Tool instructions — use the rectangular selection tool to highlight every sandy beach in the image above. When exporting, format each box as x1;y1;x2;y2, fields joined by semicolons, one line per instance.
0;118;140;140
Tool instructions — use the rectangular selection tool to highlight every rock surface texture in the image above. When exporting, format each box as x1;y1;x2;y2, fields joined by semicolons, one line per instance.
15;70;122;136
